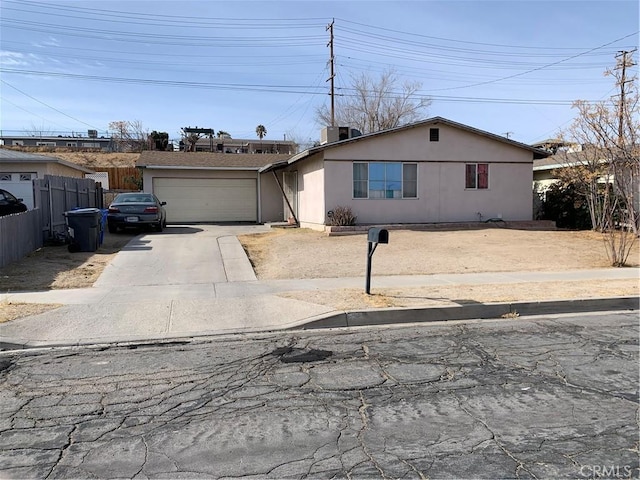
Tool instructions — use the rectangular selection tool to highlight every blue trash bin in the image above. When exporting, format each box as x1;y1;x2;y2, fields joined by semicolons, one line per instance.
99;209;108;245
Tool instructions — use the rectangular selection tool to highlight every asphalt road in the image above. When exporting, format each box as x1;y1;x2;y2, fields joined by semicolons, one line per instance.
1;311;638;479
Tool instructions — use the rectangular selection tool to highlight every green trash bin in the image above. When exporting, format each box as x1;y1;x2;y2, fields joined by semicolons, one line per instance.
64;208;102;252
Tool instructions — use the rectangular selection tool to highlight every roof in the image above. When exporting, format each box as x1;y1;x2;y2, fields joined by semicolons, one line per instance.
261;116;550;172
137;151;294;170
0;148;94;173
533;148;607;171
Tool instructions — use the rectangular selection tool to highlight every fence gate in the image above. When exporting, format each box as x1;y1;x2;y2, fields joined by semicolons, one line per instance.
33;175;103;242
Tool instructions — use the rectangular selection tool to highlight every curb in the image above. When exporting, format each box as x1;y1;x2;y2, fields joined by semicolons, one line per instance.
1;297;637;352
298;296;640;329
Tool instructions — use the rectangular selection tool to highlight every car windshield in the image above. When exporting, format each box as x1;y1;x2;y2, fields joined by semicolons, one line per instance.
115;194;155;203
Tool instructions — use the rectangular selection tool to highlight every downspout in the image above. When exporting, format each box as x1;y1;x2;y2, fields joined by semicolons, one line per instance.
272;170;298;226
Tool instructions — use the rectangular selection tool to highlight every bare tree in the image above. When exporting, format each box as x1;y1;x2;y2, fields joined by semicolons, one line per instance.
315;69;431;134
556;52;639;266
181;129;202;152
108;120;149;152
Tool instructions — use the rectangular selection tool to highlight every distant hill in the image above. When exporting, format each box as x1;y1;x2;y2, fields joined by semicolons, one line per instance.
50;151;139;168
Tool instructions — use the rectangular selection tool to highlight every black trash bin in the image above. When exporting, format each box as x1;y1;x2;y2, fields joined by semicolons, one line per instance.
64;208;102;252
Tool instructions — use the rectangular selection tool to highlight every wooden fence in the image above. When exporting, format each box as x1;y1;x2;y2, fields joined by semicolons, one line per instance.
93;167;141;190
0;209;43;270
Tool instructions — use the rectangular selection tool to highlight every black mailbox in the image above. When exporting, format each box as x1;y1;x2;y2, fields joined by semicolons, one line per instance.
367;227;389;244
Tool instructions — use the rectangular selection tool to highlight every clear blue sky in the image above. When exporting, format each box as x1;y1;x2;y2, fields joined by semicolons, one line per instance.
1;0;637;146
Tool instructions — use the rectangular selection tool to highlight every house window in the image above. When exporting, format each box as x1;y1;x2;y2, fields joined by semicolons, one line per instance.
429;128;439;142
19;173;34;181
0;173;12;181
465;163;489;189
353;162;417;199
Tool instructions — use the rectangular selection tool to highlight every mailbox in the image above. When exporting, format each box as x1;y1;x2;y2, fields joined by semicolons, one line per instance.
367;227;389;244
366;227;389;294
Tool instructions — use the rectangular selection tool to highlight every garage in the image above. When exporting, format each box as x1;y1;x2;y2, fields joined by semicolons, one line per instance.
0;173;35;209
153;177;257;223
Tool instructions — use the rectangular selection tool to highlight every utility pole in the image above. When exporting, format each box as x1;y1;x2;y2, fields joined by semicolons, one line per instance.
503;131;513;139
326;19;335;127
614;49;637;146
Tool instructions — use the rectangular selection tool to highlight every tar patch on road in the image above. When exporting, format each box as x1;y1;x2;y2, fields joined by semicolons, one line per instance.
272;346;333;363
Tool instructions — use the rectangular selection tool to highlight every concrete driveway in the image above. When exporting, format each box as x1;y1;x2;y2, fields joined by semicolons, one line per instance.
95;224;266;287
0;225;336;347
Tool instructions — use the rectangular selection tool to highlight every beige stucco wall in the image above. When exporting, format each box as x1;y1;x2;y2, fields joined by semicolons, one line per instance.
281;154;325;229
259;172;285;223
0;162;85;178
309;123;536;224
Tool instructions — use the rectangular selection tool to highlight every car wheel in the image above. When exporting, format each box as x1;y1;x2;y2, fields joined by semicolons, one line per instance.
108;223;118;234
155;222;163;232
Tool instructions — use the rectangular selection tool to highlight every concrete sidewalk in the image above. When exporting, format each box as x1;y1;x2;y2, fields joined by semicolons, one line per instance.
1;230;638;348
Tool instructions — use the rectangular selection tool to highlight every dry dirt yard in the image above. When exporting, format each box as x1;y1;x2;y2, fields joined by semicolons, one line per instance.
1;226;638;322
0;231;136;323
238;227;640;310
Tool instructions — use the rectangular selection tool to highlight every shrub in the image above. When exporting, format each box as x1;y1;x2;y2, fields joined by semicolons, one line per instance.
328;206;357;226
540;182;591;229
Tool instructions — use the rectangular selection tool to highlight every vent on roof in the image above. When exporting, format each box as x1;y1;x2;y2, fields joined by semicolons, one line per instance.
429;128;439;142
320;127;362;145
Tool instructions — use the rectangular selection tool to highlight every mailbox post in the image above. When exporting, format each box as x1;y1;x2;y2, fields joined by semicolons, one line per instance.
366;227;389;294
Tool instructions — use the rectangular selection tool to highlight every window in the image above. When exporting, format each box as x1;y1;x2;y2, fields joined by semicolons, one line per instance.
0;173;12;181
353;162;417;199
429;128;439;142
19;173;34;181
465;163;489;189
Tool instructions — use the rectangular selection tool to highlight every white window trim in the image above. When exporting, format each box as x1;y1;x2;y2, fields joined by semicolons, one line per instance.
353;162;418;199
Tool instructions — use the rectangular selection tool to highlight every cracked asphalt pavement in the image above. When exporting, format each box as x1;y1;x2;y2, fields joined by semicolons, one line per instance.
0;311;638;479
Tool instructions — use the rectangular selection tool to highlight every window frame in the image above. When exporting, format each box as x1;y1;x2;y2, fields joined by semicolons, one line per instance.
353;162;418;199
465;163;490;190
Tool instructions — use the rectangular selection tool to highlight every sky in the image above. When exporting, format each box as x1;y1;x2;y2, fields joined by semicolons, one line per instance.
0;0;638;147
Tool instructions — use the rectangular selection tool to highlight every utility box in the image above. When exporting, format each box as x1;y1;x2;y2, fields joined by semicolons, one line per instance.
367;227;389;244
64;208;102;252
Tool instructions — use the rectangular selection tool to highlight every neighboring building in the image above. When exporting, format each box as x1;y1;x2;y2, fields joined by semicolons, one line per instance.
137;151;293;223
188;136;298;155
0;130;113;151
0;148;95;209
139;118;549;227
263;117;549;229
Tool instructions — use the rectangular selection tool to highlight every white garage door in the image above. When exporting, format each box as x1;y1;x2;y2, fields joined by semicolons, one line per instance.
0;173;35;209
153;177;257;223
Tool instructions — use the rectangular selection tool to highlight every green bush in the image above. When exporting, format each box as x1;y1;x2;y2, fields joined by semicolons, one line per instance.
541;182;591;229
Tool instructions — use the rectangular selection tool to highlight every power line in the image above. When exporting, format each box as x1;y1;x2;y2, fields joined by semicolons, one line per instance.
0;80;99;129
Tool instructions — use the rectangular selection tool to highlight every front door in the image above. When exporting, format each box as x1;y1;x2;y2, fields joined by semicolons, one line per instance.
283;171;298;221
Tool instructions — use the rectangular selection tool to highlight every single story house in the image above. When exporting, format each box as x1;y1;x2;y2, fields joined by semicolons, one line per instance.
138;118;549;228
0;148;94;209
263;117;550;229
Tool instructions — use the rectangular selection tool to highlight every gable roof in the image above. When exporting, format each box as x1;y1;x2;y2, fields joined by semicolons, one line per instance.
137;151;294;170
261;116;550;172
0;148;94;173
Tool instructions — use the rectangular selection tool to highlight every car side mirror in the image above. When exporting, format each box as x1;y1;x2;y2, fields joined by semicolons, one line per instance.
161;201;167;206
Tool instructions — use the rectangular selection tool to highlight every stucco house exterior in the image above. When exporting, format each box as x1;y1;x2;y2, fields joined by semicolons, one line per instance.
0;148;94;209
263;117;550;230
137;118;549;227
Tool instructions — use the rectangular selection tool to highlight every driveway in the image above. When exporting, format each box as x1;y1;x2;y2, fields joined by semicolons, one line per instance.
95;224;269;287
0;225;336;346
